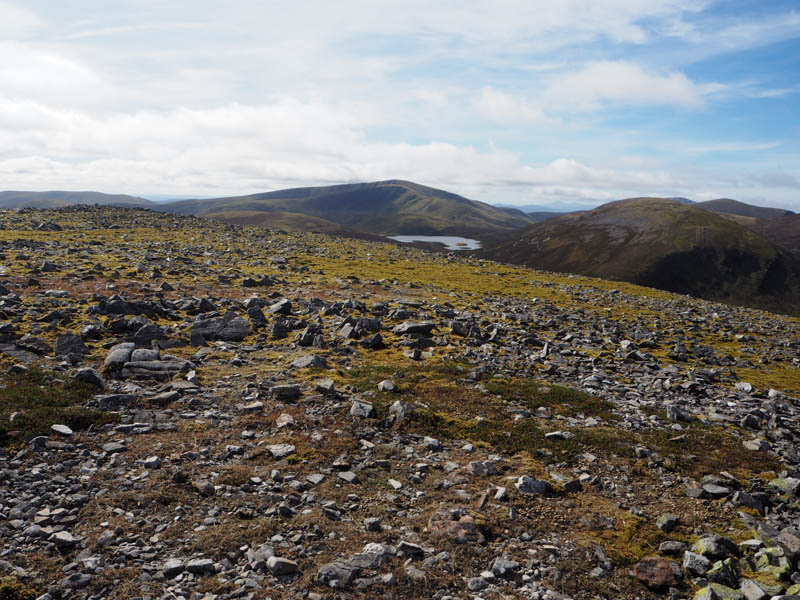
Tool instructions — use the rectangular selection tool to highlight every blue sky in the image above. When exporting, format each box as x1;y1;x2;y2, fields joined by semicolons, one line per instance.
0;1;798;209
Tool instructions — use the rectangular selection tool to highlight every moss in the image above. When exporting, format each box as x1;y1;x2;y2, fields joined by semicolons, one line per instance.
0;578;36;600
0;369;115;448
483;377;616;421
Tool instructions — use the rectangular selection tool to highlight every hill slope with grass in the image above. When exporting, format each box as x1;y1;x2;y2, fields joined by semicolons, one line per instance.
751;213;800;255
0;190;155;209
479;197;800;315
161;179;534;237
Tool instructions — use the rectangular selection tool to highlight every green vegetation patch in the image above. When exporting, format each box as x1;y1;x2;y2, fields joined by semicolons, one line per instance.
483;377;617;421
0;578;36;600
0;369;116;448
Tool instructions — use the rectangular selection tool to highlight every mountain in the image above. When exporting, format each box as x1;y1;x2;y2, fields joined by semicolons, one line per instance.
201;210;392;243
162;180;534;237
0;190;155;209
479;197;800;315
752;213;800;255
527;211;564;223
695;198;794;219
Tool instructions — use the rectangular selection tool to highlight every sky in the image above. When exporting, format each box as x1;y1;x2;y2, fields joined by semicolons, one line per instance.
0;1;799;209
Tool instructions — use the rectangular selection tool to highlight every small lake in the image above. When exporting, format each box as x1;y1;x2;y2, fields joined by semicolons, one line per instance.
388;235;481;250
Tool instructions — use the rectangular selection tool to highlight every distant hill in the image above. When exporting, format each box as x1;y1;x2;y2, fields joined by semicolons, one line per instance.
479;197;800;315
161;180;534;238
695;198;793;219
752;214;800;256
201;210;391;243
527;211;564;223
0;191;155;209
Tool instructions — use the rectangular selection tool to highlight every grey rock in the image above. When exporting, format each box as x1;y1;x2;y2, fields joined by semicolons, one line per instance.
292;354;327;369
350;399;374;418
54;333;88;358
186;558;215;575
683;551;711;575
50;424;73;437
163;559;184;578
516;475;551;495
316;562;359;588
103;342;135;370
74;368;105;388
267;556;299;576
267;444;296;459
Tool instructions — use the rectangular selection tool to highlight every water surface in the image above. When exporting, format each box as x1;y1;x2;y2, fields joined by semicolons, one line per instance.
388;235;481;250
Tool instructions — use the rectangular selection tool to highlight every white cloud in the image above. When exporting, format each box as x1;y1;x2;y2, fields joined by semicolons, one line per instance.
0;42;109;107
478;88;554;124
543;61;705;110
411;89;448;107
0;1;797;209
0;2;44;39
1;95;795;208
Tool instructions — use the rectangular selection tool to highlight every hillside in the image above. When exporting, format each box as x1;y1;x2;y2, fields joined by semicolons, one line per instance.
752;213;800;255
162;180;534;237
695;197;794;219
479;197;800;315
1;205;800;600
0;190;155;209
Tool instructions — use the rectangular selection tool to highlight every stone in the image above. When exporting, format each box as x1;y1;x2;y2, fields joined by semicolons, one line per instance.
275;413;295;428
377;379;395;392
703;483;732;499
315;378;336;394
490;557;520;577
49;531;78;548
270;384;302;401
659;541;687;555
163;559;184;578
398;540;425;557
423;436;440;450
316;562;359;588
143;456;162;469
186;558;215;575
268;298;292;315
707;558;739;588
469;460;497;476
338;471;359;483
267;556;299;576
515;475;551;495
693;535;740;560
50;424;73;437
683;551;711;575
292;354;327;369
350;399;374;418
693;583;745;600
392;321;435;335
468;577;488;591
267;444;296;459
739;579;769;600
74;368;105;388
54;334;88;358
667;404;691;422
103;343;135;371
633;557;681;589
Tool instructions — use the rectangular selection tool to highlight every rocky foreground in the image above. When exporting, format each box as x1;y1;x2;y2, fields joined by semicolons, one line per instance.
0;205;799;600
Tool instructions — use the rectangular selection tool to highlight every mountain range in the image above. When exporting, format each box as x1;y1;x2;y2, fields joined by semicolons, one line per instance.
161;180;534;237
0;190;154;209
478;197;800;315
2;181;799;314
